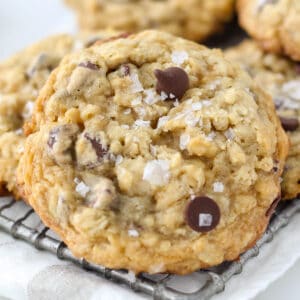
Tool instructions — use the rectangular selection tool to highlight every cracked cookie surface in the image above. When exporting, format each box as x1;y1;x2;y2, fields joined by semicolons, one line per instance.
237;0;300;61
65;0;235;41
19;31;288;274
225;40;300;199
0;31;118;198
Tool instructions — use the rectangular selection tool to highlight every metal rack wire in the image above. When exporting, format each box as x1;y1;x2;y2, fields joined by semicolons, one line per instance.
0;197;299;300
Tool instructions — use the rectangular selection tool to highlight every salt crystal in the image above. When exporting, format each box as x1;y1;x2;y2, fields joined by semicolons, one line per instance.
130;73;144;93
213;182;224;193
127;271;136;282
185;113;198;127
143;160;170;186
144;89;158;105
191;102;203;111
173;99;179;107
170;93;176;99
133;119;150;128
15;128;23;135
202;100;212;107
128;229;139;237
179;134;190;150
150;144;157;156
160;91;168;101
121;125;130;129
224;128;235;140
115;155;123;165
281;80;300;99
206;132;216;141
22;101;35;119
157;116;169;128
171;51;189;65
199;213;213;227
123;108;131;115
74;178;90;197
131;95;142;106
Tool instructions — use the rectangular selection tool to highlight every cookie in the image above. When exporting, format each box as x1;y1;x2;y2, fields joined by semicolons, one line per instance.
225;40;300;200
237;0;300;61
18;30;288;274
0;31;118;198
65;0;235;42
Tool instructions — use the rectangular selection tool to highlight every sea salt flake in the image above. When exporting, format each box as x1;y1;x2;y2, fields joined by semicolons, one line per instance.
170;93;176;99
121;125;130;129
173;99;179;107
131;95;142;106
206;132;216;141
185;113;199;127
213;182;224;193
160;91;168;101
157;116;169;128
133;119;150;128
191;102;203;111
127;271;136;282
143;160;170;186
202;100;212;107
123;108;131;115
22;101;35;119
15;128;23;135
199;213;213;227
115;155;123;165
281;80;300;100
150;144;157;156
179;133;190;150
144;88;158;105
74;178;90;197
130;73;144;93
224;128;235;140
128;229;139;237
171;51;189;65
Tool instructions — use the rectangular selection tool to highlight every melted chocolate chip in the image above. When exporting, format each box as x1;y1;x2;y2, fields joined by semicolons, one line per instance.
185;196;220;232
280;117;299;131
78;61;100;71
84;133;107;160
154;67;189;100
266;195;281;217
295;64;300;75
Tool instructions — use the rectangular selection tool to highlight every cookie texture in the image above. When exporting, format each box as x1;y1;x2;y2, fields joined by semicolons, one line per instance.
0;31;118;198
19;31;288;274
237;0;300;61
225;40;300;199
65;0;235;41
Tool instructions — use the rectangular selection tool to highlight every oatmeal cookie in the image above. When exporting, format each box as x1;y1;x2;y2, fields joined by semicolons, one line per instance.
226;39;300;199
237;0;300;61
0;31;118;198
19;31;288;274
65;0;235;41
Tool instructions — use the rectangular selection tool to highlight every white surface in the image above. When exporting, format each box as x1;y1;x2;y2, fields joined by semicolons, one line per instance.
0;1;300;299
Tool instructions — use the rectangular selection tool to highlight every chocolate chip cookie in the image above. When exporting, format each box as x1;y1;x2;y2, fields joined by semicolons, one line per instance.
0;31;118;198
237;0;300;61
226;40;300;199
65;0;235;41
18;30;288;274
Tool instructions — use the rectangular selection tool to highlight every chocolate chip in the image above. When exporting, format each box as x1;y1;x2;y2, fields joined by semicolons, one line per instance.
84;133;107;160
295;64;300;75
78;61;100;71
280;117;299;131
154;67;189;100
185;196;220;232
266;195;281;217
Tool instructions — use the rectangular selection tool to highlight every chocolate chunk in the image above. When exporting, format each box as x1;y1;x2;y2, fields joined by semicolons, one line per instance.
295;64;300;75
280;117;299;131
185;196;220;232
266;195;281;217
78;61;100;71
84;133;107;160
154;67;189;100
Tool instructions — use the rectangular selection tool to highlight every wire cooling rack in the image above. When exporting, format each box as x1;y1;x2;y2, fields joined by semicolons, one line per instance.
0;197;299;300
